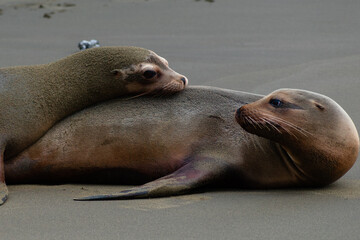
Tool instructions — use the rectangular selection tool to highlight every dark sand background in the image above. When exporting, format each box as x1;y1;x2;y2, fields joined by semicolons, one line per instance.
1;0;360;239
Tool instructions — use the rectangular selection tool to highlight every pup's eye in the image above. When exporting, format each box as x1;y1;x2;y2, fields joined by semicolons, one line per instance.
143;70;157;79
269;98;283;108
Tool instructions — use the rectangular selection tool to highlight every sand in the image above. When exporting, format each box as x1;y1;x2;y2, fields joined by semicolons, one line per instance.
1;0;360;239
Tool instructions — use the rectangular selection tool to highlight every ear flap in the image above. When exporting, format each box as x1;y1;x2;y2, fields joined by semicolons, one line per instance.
110;64;139;81
110;69;126;80
315;102;325;111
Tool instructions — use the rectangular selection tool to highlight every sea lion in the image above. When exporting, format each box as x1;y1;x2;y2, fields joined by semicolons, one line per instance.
4;87;359;201
0;46;188;205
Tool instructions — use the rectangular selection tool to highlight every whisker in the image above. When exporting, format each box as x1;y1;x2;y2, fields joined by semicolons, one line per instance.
258;117;272;131
242;110;259;129
154;81;181;97
261;117;282;134
261;113;312;137
266;118;298;139
241;108;314;140
123;90;152;100
247;115;262;129
266;118;302;139
262;116;295;136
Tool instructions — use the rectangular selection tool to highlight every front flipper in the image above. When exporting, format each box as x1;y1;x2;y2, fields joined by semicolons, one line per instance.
74;157;230;201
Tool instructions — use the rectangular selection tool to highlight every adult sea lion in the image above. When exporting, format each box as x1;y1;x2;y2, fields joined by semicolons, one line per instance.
4;87;359;201
0;46;188;204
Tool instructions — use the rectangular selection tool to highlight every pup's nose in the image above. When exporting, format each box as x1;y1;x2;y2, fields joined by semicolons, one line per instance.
180;76;188;85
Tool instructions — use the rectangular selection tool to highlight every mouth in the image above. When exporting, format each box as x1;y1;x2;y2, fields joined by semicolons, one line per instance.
153;79;187;96
235;106;264;135
235;107;248;127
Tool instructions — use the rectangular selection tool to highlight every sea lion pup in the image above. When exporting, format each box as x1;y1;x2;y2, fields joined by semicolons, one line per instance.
0;46;188;205
5;87;358;201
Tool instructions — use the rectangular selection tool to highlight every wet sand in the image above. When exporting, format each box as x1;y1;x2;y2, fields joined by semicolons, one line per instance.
1;0;360;239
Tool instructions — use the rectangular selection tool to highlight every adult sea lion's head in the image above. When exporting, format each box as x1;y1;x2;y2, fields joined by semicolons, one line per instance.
236;89;359;186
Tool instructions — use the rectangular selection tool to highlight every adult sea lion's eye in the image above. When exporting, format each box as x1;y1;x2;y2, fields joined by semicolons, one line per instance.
143;70;157;79
269;98;283;108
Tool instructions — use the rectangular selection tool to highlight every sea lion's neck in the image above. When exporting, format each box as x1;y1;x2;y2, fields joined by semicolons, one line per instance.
280;139;357;186
274;143;312;185
45;59;128;114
